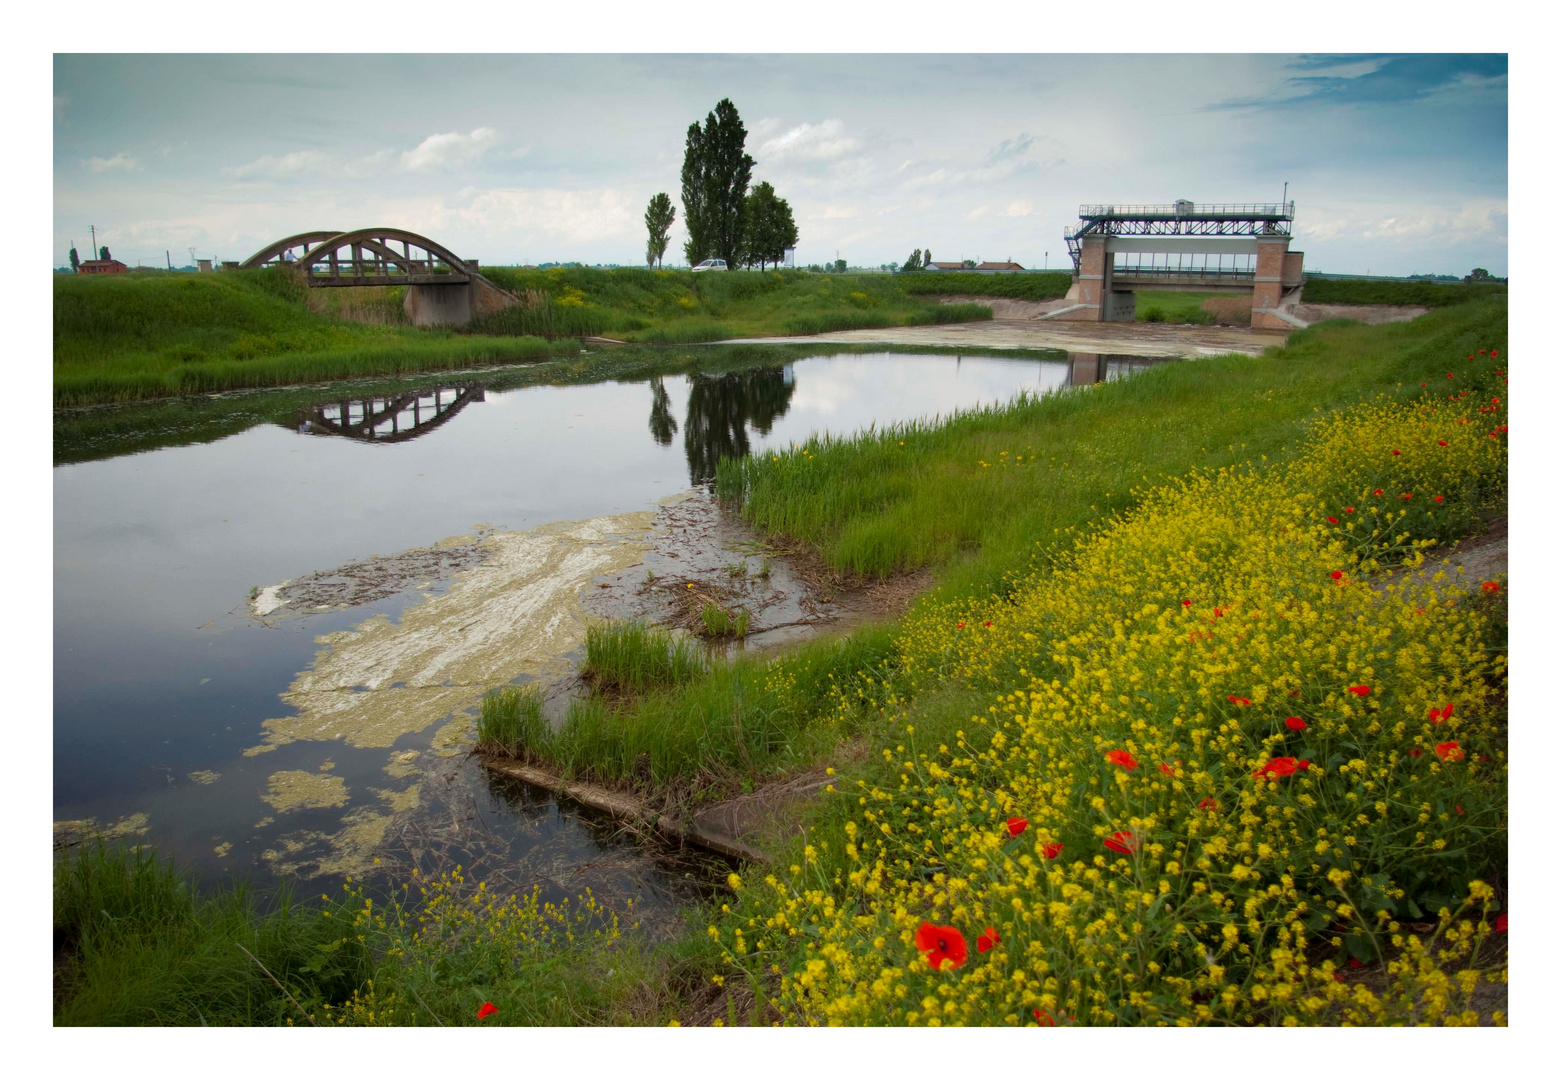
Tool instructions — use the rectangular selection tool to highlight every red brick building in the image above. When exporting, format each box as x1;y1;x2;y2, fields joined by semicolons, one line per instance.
77;259;129;275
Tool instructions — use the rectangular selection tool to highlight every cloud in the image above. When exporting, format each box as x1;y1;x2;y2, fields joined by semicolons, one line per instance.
986;134;1036;164
757;119;860;163
400;128;500;172
224;150;329;179
1216;54;1507;109
455;187;639;245
83;152;138;172
1358;199;1507;244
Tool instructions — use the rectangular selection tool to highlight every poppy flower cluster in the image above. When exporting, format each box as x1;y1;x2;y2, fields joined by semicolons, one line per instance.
1105;749;1139;770
1226;695;1251;707
1428;703;1454;724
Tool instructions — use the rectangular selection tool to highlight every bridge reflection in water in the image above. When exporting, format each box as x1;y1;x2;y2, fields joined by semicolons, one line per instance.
1066;353;1168;386
289;385;486;443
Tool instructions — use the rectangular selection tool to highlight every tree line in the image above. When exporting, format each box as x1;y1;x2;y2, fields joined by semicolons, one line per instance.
644;98;798;271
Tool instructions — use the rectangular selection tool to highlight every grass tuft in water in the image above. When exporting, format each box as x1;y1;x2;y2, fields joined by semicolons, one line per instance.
582;621;705;692
476;684;547;757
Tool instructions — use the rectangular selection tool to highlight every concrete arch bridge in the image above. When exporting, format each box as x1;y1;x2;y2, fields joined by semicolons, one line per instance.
241;228;518;327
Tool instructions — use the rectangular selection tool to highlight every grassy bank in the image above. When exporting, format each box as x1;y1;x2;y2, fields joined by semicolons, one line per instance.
489;301;1506;801
55;267;999;405
472;266;991;342
1300;278;1507;307
54;269;559;405
899;271;1074;301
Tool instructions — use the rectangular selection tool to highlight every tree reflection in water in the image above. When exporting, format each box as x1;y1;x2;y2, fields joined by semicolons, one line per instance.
677;366;796;484
648;377;678;446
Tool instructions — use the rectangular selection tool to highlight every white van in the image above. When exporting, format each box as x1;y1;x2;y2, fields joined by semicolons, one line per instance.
692;259;728;273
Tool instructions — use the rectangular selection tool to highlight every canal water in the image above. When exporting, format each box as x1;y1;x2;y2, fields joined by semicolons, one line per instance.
53;349;1167;923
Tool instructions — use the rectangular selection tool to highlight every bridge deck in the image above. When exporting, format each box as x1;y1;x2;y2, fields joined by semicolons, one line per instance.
306;272;471;287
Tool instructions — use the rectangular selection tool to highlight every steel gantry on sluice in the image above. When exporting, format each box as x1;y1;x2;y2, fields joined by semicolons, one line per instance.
1054;202;1305;330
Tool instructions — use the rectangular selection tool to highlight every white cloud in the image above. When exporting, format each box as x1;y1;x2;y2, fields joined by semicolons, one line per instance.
400;128;500;172
83;152;138;172
225;150;328;179
758;119;860;163
456;187;639;245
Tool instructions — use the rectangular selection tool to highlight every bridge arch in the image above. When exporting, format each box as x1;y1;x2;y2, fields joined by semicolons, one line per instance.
296;228;473;279
240;231;343;269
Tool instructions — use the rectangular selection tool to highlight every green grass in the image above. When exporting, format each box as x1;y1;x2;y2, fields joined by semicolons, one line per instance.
582;622;705;691
1135;290;1220;324
54;843;368;1026
898;271;1073;301
53;841;688;1026
54;269;560;405
476;684;548;757
1301;278;1508;307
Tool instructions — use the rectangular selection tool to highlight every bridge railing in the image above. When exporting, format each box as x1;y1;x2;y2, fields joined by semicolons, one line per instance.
1079;202;1294;219
1110;266;1257;282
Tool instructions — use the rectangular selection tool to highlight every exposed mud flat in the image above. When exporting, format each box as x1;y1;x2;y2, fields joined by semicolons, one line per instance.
250;532;497;617
53;812;150;851
244;512;656;757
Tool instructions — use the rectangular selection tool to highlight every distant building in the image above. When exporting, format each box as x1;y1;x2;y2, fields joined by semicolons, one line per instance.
925;261;966;272
77;258;129;275
974;261;1026;273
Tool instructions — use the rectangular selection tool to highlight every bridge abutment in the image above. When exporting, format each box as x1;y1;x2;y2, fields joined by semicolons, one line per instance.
403;282;473;327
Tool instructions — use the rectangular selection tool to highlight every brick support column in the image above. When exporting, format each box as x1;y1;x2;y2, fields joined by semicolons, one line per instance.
1252;236;1292;330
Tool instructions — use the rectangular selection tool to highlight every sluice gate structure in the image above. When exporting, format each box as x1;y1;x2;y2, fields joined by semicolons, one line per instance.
1058;202;1304;329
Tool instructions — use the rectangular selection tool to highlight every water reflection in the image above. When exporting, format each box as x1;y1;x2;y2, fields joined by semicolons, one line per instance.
680;366;797;483
289;385;486;443
648;377;678;446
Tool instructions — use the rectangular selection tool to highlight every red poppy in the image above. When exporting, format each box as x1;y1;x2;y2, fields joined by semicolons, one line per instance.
1330;570;1344;580
1491;349;1499;358
1285;716;1307;731
1455;804;1465;815
1481;580;1500;594
1006;816;1028;837
1434;495;1444;502
1103;830;1138;855
1197;797;1220;812
477;1001;499;1020
1334;972;1345;983
1428;703;1453;723
1479;350;1487;355
1438;440;1449;447
1435;741;1465;762
1374;488;1384;496
1105;749;1140;770
1180;599;1193;608
1041;842;1064;859
1409;748;1423;758
1253;756;1310;779
1391;449;1402;455
1492;397;1500;406
1349;958;1364;969
977;926;1001;954
1288;689;1301;697
1400;492;1414;500
915;922;968;971
1327;516;1339;524
1158;761;1177;776
956;622;965;629
1344;506;1355;513
1226;695;1251;707
1212;607;1226;618
1494;913;1507;932
1034;1008;1057;1026
983;621;992;628
1347;685;1371;697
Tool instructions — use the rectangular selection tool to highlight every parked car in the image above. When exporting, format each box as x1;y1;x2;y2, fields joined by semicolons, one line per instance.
692;259;728;273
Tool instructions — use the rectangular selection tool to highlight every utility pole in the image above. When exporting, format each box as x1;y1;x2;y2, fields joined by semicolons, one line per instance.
166;250;172;270
90;224;97;258
1282;181;1288;208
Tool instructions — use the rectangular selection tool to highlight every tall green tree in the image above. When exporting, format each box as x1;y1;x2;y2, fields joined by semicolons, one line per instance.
742;181;799;270
681;99;754;267
69;246;80;273
644;193;676;269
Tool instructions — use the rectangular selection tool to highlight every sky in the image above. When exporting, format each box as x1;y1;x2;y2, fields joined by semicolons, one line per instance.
52;53;1508;276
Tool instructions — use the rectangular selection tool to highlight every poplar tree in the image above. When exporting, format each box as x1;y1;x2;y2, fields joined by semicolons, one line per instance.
681;99;754;267
644;193;676;269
